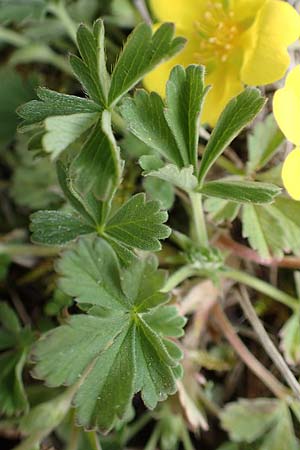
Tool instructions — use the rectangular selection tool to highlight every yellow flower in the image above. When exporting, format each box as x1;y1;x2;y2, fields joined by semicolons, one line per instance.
273;66;300;200
144;0;300;125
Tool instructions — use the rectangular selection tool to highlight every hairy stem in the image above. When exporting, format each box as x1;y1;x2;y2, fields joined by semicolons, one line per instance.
213;303;290;401
189;192;208;247
238;285;300;400
223;268;299;311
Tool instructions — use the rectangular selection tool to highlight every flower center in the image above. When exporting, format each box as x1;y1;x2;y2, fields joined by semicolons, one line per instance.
194;1;241;65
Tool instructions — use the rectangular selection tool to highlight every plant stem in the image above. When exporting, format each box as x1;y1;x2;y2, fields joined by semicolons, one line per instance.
181;426;195;450
238;285;300;400
161;265;199;292
144;425;161;450
48;0;77;44
0;26;30;47
66;420;80;450
0;244;60;257
87;431;102;450
189;192;208;247
213;303;290;401
124;411;152;444
223;268;299;311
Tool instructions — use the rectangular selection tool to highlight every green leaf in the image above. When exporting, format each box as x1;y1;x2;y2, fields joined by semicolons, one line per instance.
0;0;46;23
0;68;37;146
18;87;101;126
144;177;175;210
247;114;284;173
0;302;21;334
164;65;208;168
56;161;101;227
105;193;171;251
57;238;127;313
71;110;122;200
200;179;281;204
0;302;34;416
198;88;266;184
221;399;298;450
120;90;184;166
10;146;60;210
143;164;198;193
204;197;240;224
108;23;186;106
32;238;185;431
242;204;287;259
267;196;300;255
0;350;28;417
71;19;110;105
30;211;94;245
42;112;98;158
280;313;300;365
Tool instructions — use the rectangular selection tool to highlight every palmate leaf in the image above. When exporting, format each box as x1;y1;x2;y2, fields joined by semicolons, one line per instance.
108;23;186;106
32;238;186;432
31;164;170;261
220;399;298;450
105;193;171;251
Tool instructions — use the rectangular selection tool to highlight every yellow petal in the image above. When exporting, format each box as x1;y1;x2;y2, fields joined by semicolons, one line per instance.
149;0;204;29
282;148;300;200
240;0;300;86
273;66;300;145
231;0;267;23
202;64;244;126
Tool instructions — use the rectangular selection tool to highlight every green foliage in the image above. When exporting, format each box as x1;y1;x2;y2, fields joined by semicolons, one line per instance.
198;88;266;184
200;179;281;204
10;139;60;209
144;177;175;210
142;163;198;193
32;238;185;431
71;20;110;106
0;68;37;146
280;313;300;365
121;90;184;166
242;204;286;259
220;399;299;450
104;193;171;252
108;23;186;106
70;111;122;200
31;162;170;260
164;65;208;168
0;0;46;23
18;87;101;126
0;302;34;416
120;65;206;169
247;113;284;174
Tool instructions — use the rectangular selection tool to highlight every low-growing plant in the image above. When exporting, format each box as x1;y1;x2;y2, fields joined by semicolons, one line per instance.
2;2;300;450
